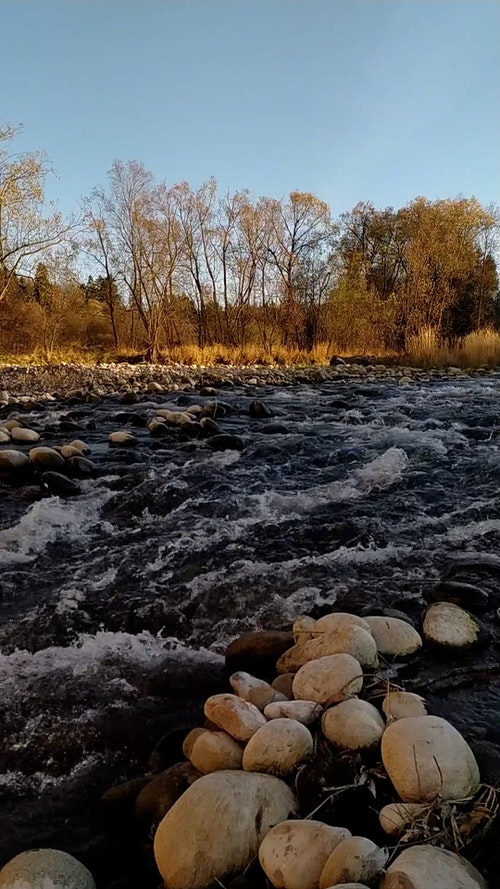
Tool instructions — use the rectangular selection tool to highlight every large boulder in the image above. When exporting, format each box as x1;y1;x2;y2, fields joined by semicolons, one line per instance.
321;699;385;750
292;654;363;705
381;715;480;802
380;844;488;888
363;616;422;656
319;836;388;888
204;693;267;741
153;770;298;889
242;718;313;775
258;820;351;889
0;849;95;888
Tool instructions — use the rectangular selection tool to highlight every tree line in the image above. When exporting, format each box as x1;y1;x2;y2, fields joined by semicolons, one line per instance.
1;125;498;361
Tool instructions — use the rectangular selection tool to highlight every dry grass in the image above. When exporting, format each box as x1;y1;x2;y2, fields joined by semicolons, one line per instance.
406;327;500;369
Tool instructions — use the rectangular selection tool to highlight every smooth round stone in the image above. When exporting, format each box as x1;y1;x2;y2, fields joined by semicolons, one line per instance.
0;449;29;470
363;616;422;656
0;430;10;443
303;625;379;670
229;670;274;701
153;771;298;889
423;602;481;648
182;727;207;759
380;844;488;888
135;761;201;829
264;700;323;725
383;691;427;721
10;426;40;442
293;615;316;643
321;699;385;750
271;673;294;698
378;802;428;837
204;693;267;741
381;716;480;802
319;836;388;889
313;613;371;635
248;686;287;711
108;430;137;445
66;455;96;477
242;718;313;775
3;419;21;430
29;446;65;470
61;444;84;458
188;729;243;773
0;848;96;888
292;654;363;705
41;472;81;497
259;820;351;889
69;439;90;453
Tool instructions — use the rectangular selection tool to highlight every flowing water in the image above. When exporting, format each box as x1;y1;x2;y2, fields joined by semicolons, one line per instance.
1;373;499;886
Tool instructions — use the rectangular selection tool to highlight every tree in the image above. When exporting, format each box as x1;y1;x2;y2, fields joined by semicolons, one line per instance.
0;124;75;303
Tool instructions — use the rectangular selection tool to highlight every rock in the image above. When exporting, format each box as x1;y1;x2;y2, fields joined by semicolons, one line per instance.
3;419;22;430
108;430;137;445
363;616;422;656
264;700;323;724
319;836;388;888
305;625;379;670
242;718;313;775
187;729;244;773
69;439;90;453
204;693;267;741
258;820;351;889
101;775;151;814
378;802;428;837
0;430;9;443
182;727;207;759
66;455;97;477
249;400;272;418
10;426;40;442
135;761;202;831
248;686;287;710
321;699;385;750
380;844;488;888
0;848;96;888
381;715;480;802
313;613;371;635
423;602;481;648
153;770;298;889
382;691;427;722
0;449;29;470
321;885;370;889
293;615;316;643
229;670;274;701
271;673;295;698
426;581;489;612
41;471;81;497
292;655;363;705
226;630;295;680
29;446;65;471
206;433;244;451
200;416;221;435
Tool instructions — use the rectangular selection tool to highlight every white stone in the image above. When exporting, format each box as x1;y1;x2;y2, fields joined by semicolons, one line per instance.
423;602;480;647
380;844;488;888
108;430;137;445
378;802;428;837
153;770;298;889
3;419;21;430
204;693;267;741
0;449;29;470
321;699;385;750
319;836;388;888
10;426;40;442
187;729;243;773
229;670;274;701
0;848;96;888
242;717;313;775
277;626;378;673
381;715;480;802
264;700;323;725
0;430;9;443
292;654;363;705
313;612;371;635
258;820;351;889
363;616;422;656
383;691;427;722
29;446;65;470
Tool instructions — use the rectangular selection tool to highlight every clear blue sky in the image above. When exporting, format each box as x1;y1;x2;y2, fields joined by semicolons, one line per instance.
2;0;499;219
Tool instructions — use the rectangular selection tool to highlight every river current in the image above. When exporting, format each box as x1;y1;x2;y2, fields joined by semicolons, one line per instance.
0;372;499;886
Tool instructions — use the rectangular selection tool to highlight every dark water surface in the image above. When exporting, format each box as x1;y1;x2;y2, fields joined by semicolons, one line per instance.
1;374;499;886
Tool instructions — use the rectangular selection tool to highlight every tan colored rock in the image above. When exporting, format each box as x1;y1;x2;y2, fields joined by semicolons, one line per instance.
135;762;201;830
321;699;385;750
292;654;363;705
380;844;488;888
61;444;86;458
242;717;313;775
272;673;294;698
264;700;322;725
278;626;377;673
258;819;351;889
188;729;243;773
0;449;29;470
29;446;65;470
319;836;388;888
69;439;90;453
363;616;422;656
378;802;428;837
381;715;480;802
248;686;287;710
182;727;207;759
313;612;371;635
108;430;137;445
0;430;9;443
383;691;427;722
3;419;21;430
11;426;40;442
293;615;316;643
229;670;274;701
423;602;481;648
153;770;298;889
0;849;96;888
204;693;267;741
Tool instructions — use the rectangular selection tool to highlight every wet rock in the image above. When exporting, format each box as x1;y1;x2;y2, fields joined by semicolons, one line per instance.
153;771;298;889
319;836;388;888
69;438;91;454
0;448;29;470
382;691;427;721
206;433;245;451
29;446;65;471
423;602;482;648
378;802;428;837
187;729;244;773
249;400;272;418
381;715;480;802
108;431;137;445
258;820;351;889
293;615;316;643
292;654;363;705
363;616;422;656
101;776;151;816
0;848;96;888
10;426;40;442
199;416;221;435
264;700;322;724
200;386;218;396
321;699;385;750
41;471;82;497
0;429;10;442
135;761;202;832
242;718;313;775
66;455;97;477
225;630;294;680
380;844;488;888
204;693;267;741
426;581;489;612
